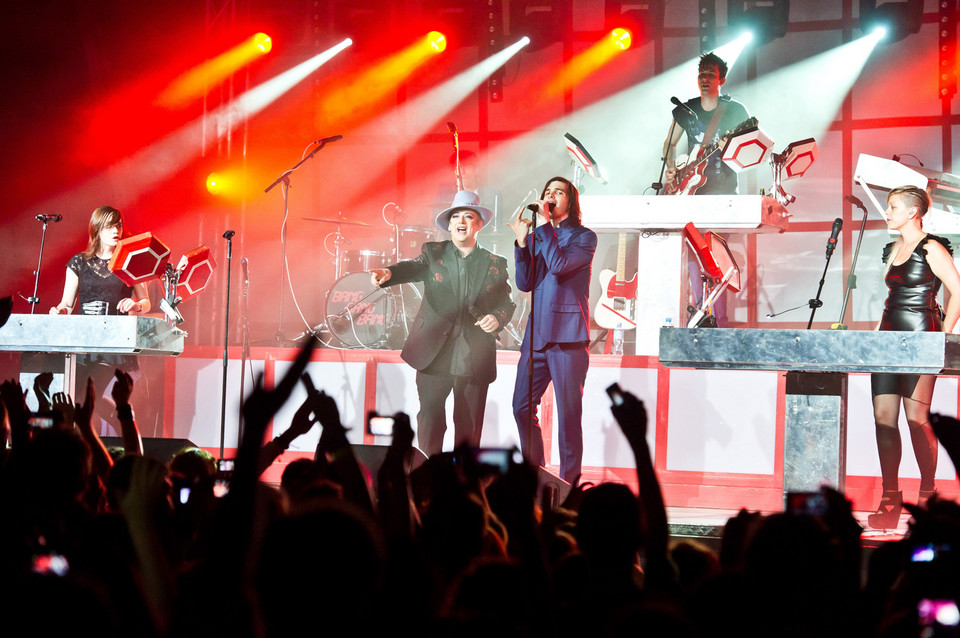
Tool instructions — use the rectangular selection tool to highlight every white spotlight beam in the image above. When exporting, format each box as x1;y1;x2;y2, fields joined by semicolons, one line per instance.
739;32;883;151
341;38;529;189
21;39;353;214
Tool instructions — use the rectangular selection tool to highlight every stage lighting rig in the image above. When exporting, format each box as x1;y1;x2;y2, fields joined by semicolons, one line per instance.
727;0;791;46
510;0;570;52
860;0;923;43
604;0;664;47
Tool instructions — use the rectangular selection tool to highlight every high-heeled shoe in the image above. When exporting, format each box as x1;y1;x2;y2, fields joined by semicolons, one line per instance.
867;490;903;529
918;489;936;509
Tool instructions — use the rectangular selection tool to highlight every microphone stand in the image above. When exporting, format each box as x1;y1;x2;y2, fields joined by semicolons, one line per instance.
653;118;679;195
237;257;251;444
264;139;334;344
219;230;235;460
806;235;838;329
28;218;55;314
526;208;539;468
835;201;870;329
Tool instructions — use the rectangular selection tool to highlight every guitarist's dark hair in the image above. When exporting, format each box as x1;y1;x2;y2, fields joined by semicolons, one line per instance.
699;52;728;80
540;176;582;226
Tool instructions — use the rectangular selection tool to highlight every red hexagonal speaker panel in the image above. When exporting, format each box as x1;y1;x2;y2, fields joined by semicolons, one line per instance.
176;246;216;301
109;232;171;286
783;138;819;180
721;128;774;172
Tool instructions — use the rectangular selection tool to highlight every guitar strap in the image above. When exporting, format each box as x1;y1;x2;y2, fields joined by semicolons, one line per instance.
701;102;728;149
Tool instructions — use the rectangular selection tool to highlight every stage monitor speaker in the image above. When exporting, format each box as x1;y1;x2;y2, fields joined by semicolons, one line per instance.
101;437;197;462
536;467;571;509
352;444;428;481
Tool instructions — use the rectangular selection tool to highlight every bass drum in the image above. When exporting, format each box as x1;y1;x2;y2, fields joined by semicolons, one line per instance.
324;272;422;349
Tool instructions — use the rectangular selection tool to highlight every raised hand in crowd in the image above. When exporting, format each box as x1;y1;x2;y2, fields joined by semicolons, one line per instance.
312;385;373;513
377;412;418;538
1;378;30;450
111;369;143;456
32;371;54;412
53;379;112;480
256;377;323;476
608;384;673;590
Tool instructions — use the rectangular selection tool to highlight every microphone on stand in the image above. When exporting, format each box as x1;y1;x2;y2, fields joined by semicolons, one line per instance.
845;195;867;211
526;202;556;213
670;96;699;122
223;230;236;239
446;121;457;134
311;135;343;145
35;214;62;223
826;218;842;256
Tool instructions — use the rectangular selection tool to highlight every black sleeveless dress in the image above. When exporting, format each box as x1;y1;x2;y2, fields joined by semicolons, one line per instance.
67;253;138;371
871;234;951;397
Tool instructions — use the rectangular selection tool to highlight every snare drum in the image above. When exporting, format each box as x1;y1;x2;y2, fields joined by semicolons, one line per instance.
342;249;388;274
396;226;438;260
325;272;422;348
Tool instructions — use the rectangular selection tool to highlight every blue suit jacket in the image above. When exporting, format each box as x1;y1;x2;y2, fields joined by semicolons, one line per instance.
514;219;597;350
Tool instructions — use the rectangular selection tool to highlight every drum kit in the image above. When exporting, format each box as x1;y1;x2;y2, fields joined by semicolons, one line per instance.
303;211;439;349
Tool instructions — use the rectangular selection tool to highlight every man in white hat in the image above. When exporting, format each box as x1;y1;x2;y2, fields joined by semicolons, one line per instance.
369;190;515;456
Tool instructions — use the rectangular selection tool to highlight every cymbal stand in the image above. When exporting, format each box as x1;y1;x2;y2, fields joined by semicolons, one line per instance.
332;223;350;281
382;202;412;339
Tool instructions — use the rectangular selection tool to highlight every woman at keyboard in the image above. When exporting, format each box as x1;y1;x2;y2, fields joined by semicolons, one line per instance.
868;186;960;528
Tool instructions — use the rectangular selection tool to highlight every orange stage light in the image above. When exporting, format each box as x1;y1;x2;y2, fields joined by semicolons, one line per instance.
254;32;272;54
428;31;447;52
546;30;631;97
316;33;445;129
206;172;223;195
159;32;273;108
610;28;632;50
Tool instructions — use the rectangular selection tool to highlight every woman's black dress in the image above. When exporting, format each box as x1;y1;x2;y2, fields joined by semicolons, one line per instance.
67;253;138;372
871;234;951;397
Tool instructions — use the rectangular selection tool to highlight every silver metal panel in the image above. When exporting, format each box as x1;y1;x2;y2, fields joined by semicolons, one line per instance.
659;327;960;375
0;315;184;356
784;392;846;493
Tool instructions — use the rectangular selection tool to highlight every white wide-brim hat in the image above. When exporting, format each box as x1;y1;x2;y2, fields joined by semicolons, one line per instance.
435;190;493;231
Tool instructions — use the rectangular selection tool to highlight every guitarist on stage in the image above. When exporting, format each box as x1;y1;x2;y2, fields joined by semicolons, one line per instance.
662;52;751;196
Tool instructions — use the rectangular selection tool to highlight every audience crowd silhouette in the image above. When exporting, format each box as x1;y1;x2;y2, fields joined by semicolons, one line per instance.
2;338;960;637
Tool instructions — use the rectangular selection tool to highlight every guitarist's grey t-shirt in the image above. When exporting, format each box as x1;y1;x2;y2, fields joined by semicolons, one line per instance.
671;95;750;195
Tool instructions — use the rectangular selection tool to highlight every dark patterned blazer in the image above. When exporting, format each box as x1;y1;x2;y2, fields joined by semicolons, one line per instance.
385;240;515;384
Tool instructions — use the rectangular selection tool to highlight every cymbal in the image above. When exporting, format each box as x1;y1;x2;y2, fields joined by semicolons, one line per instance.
302;216;370;226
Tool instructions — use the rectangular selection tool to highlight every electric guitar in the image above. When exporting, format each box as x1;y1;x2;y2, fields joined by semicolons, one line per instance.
594;233;638;330
664;116;759;196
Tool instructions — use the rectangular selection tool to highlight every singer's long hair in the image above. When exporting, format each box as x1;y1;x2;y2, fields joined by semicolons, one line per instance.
540;176;582;226
82;206;124;260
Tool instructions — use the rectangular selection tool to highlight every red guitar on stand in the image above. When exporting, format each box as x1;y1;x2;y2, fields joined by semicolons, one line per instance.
664;116;758;195
594;233;637;331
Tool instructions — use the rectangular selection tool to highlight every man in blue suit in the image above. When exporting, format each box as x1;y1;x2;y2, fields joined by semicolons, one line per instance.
507;176;597;484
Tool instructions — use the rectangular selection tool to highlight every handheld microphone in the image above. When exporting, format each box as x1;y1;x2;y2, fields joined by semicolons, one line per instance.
670;96;698;121
526;202;556;213
35;214;62;223
826;218;842;256
845;195;866;210
311;135;343;145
